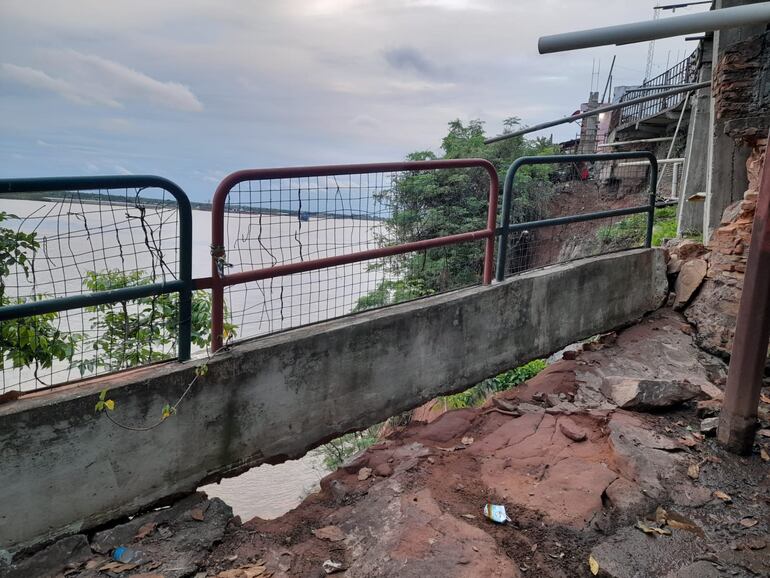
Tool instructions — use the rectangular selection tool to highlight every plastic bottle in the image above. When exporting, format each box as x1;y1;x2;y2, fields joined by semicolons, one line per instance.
112;546;146;564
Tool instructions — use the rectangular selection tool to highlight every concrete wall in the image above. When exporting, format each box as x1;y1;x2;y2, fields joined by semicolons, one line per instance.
678;39;712;237
705;0;767;240
0;249;668;555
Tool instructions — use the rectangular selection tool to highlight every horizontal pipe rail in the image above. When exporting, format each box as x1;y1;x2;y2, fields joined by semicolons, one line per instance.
598;137;674;147
623;84;698;92
210;159;499;351
538;2;770;54
484;82;708;143
500;204;654;234
212;229;493;287
0;281;186;322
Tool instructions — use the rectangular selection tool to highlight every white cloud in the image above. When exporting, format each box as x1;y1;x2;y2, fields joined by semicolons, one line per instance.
67;51;203;112
1;52;202;112
1;63;122;108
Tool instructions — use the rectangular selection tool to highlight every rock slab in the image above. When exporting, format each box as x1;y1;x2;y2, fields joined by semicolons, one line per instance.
603;378;702;411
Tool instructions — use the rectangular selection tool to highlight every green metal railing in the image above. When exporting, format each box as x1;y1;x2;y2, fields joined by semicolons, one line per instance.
0;175;194;362
495;151;659;282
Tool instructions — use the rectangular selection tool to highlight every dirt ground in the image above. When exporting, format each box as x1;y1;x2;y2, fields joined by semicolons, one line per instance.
202;309;770;578
8;309;770;578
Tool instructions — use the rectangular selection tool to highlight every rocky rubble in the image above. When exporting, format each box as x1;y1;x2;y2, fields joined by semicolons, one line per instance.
7;311;770;578
187;309;765;578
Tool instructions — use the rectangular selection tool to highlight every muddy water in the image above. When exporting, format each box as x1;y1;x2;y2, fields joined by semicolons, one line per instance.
202;453;329;520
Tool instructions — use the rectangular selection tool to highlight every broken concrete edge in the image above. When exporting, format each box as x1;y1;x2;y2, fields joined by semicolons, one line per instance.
0;248;668;555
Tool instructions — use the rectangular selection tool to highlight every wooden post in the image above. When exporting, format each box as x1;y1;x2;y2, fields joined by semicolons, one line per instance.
718;139;770;454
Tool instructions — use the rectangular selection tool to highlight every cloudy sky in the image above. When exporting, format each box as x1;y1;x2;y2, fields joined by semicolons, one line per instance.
0;0;706;200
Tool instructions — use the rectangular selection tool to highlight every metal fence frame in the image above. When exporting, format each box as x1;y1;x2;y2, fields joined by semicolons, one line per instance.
615;48;700;129
0;175;194;362
206;159;500;351
495;151;659;282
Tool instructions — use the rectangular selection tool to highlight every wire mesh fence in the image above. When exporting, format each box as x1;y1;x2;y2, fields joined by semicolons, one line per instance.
0;184;192;393
498;153;656;278
214;164;496;344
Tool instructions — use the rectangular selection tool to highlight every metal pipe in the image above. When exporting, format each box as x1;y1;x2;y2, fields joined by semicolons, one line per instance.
598;137;674;148
502;204;653;234
484;82;708;143
218;229;494;288
538;3;770;54
656;91;692;189
0;281;186;322
618;158;685;166
718;130;770;454
623;84;699;92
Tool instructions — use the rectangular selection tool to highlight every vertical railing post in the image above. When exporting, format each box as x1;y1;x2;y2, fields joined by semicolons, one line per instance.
173;183;194;362
718;139;770;454
646;156;659;248
210;179;229;353
495;160;522;282
483;167;500;285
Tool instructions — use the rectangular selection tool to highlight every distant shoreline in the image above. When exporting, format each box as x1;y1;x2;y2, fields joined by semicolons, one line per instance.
2;191;386;222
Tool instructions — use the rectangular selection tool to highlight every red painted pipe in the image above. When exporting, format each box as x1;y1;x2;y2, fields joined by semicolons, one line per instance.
209;159;499;351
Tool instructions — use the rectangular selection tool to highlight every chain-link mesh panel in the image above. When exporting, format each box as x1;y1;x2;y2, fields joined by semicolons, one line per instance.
219;167;493;342
500;156;654;278
1;187;187;393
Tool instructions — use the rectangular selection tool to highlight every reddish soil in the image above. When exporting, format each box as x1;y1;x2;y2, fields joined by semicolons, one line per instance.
32;309;770;578
197;309;770;578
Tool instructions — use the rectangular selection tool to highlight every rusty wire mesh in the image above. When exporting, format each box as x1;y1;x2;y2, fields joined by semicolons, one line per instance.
1;188;184;392
219;168;491;342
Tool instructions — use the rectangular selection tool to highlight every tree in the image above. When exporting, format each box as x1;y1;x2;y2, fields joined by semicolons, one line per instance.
356;118;559;309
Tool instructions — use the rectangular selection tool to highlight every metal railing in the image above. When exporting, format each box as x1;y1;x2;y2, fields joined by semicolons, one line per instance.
496;152;659;282
616;49;700;128
0;176;193;391
0;152;667;391
205;160;499;351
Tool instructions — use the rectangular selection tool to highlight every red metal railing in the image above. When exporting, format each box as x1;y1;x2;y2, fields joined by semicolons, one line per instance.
204;159;499;351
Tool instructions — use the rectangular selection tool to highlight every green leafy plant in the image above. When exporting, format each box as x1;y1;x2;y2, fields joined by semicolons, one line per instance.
355;118;559;313
442;359;547;409
596;205;681;249
0;212;79;378
317;424;383;470
78;270;226;374
94;388;115;412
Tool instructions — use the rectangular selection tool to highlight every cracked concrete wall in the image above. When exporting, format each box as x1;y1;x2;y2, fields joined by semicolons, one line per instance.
0;249;668;555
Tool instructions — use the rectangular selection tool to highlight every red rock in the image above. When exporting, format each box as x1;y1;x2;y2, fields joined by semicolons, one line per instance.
697;399;722;417
558;417;587;442
674;259;707;310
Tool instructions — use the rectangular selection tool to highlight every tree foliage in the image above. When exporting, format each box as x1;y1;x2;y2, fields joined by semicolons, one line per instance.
1;210;230;383
357;118;559;310
0;212;79;375
78;269;225;374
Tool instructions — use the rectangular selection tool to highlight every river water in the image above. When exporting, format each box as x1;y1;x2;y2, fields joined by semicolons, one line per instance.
1;197;386;519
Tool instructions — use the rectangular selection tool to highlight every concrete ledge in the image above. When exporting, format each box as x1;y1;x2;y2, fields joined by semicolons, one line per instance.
0;249;667;553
